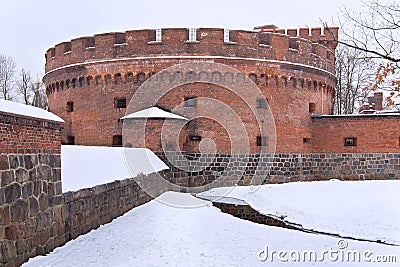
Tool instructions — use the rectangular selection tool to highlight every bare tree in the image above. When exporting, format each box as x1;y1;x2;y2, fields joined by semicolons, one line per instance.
334;44;375;114
0;54;16;100
338;0;400;63
17;68;34;105
31;80;48;110
324;1;400;106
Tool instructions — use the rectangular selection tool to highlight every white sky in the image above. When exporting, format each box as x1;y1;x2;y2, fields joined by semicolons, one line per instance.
1;0;365;79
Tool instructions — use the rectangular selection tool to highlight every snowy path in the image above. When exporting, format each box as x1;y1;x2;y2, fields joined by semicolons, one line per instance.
198;180;400;245
23;192;400;266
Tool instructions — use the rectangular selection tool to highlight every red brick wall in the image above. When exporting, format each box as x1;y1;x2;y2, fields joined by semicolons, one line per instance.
43;27;337;152
0;111;62;154
311;115;400;153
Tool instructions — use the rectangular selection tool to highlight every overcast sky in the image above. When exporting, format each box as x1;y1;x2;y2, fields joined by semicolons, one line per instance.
1;0;365;79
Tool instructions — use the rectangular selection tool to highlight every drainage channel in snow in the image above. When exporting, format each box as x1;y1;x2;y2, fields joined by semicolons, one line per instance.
198;195;400;247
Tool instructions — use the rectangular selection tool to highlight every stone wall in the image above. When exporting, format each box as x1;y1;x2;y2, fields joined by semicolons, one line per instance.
212;202;298;230
0;171;167;266
156;152;400;189
0;110;62;266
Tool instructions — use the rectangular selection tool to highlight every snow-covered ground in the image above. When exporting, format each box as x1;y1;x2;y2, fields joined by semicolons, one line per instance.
61;146;168;192
23;191;400;267
198;180;400;245
0;99;63;122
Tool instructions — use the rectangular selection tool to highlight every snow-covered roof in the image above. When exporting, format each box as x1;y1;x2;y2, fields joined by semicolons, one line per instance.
0;99;64;123
121;107;188;120
61;145;169;192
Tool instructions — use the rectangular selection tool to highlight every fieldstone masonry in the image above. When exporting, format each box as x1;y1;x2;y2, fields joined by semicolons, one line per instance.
157;152;400;189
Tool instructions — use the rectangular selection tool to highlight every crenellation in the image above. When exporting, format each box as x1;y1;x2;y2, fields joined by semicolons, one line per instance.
286;28;298;37
311;27;322;37
162;28;188;43
197;28;224;44
274;29;286;34
93;32;115;59
70;37;86;58
298;28;311;38
45;27;336;73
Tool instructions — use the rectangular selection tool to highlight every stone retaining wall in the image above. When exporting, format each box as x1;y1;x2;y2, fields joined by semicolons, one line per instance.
0;172;167;266
212;202;298;230
157;152;400;188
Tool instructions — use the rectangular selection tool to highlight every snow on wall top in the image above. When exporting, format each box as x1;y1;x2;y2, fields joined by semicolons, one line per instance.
61;145;169;192
0;99;64;123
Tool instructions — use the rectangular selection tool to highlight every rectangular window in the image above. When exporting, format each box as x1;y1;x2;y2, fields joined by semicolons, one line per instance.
259;33;270;46
303;138;311;143
50;48;55;58
86;37;95;48
344;137;357;147
311;43;317;54
112;135;123;147
224;29;230;42
66;136;75;145
115;33;126;44
184;96;197;107
256;98;267;109
190;136;201;141
257;136;267;147
155;29;162;42
114;97;127;108
66;101;74;112
309;103;316;113
289;38;299;50
148;30;156;42
223;29;237;43
64;42;71;53
188;28;197;42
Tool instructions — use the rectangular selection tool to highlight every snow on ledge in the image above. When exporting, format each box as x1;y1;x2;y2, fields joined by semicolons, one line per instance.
0;99;64;123
61;145;169;192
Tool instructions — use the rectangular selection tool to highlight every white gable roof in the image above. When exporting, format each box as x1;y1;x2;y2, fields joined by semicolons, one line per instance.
121;107;188;120
0;99;64;123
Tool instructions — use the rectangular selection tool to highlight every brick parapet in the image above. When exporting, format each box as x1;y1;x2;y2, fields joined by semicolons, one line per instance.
45;27;337;75
0;111;62;154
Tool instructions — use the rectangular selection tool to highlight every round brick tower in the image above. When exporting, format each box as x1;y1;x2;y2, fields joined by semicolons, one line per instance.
43;26;338;153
